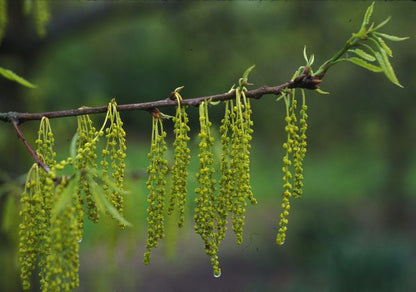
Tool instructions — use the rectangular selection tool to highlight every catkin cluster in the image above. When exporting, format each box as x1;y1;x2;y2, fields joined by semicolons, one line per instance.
228;88;257;244
75;113;100;222
144;110;169;265
192;83;257;276
19;117;82;291
101;99;127;227
18;100;129;291
276;88;308;245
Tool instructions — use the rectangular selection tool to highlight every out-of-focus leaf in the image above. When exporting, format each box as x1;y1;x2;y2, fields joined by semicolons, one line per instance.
87;174;105;212
348;49;376;62
0;67;36;88
96;188;131;226
374;32;409;42
1;195;16;232
52;176;78;217
70;132;78;161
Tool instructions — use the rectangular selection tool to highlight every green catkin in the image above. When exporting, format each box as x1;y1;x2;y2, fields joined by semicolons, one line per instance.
19;164;43;290
229;88;257;245
75;114;100;223
218;100;233;242
293;89;308;198
194;101;221;277
168;92;191;227
34;118;59;289
276;88;309;245
277;89;296;245
144;115;168;265
101;99;127;228
34;0;50;37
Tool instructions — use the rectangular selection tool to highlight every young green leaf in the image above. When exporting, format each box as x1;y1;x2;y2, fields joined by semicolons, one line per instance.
242;65;256;80
374;51;403;87
348;49;376;62
360;2;375;32
51;176;78;217
303;45;308;64
0;67;36;88
373;32;409;42
315;88;330;95
303;46;314;66
96;188;131;226
373;36;393;57
98;173;130;196
340;57;383;73
69;132;79;161
371;16;391;32
87;174;105;212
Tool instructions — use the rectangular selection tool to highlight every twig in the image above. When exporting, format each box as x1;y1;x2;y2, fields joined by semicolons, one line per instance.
0;71;322;124
11;119;51;173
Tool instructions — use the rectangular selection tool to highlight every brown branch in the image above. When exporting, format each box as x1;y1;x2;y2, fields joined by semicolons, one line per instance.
0;70;322;124
11;120;51;173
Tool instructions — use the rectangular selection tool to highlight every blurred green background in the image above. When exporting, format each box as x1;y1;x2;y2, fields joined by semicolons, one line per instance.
1;1;415;291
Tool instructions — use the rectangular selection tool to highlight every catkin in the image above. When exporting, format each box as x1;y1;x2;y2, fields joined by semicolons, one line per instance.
144;114;168;265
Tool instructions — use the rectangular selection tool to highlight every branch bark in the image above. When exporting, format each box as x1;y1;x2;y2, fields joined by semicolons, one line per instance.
0;70;322;124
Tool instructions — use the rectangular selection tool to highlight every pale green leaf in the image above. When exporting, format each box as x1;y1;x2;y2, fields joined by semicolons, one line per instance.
309;54;315;66
96;189;131;226
87;169;131;226
0;67;36;88
371;16;391;32
87;174;105;212
209;100;221;106
242;65;255;80
51;176;78;217
374;32;409;42
100;175;130;196
360;2;375;31
70;132;78;161
315;88;330;95
303;45;308;64
343;57;383;72
373;36;393;57
348;49;376;62
374;51;403;88
174;86;184;93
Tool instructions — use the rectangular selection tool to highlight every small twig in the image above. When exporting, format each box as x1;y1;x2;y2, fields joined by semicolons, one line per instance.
11;119;51;173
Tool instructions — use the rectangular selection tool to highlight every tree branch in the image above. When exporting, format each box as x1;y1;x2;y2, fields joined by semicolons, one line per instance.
0;70;321;124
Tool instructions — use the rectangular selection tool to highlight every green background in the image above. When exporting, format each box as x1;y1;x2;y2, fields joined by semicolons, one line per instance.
0;1;415;291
